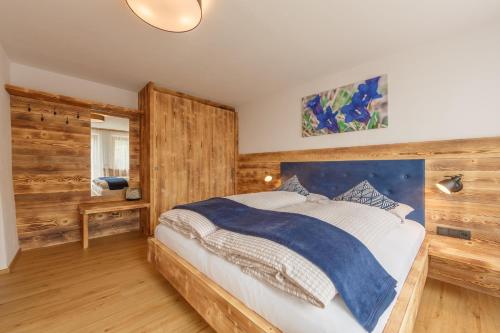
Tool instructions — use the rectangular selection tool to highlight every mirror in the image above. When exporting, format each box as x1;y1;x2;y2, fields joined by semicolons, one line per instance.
90;114;130;197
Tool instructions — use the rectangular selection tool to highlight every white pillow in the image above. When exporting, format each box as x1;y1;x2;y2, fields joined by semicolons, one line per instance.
226;191;307;210
306;193;330;203
389;203;414;222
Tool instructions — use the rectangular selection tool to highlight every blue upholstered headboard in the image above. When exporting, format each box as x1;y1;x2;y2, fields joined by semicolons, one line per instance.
281;160;425;225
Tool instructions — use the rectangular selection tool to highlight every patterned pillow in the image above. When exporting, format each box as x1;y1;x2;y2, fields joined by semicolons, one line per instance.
275;175;310;196
334;180;399;210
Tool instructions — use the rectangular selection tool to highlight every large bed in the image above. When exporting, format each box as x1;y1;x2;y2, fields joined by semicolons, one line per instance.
148;160;429;333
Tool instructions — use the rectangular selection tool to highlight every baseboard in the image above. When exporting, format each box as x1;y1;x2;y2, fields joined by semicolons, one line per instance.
0;248;21;275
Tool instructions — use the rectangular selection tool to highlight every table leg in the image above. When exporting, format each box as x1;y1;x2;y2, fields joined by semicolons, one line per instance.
140;207;151;236
82;214;89;249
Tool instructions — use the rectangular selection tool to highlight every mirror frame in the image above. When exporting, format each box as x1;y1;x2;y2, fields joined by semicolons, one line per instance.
89;109;138;201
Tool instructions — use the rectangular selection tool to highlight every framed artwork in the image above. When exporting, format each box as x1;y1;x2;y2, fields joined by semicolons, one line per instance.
302;75;388;137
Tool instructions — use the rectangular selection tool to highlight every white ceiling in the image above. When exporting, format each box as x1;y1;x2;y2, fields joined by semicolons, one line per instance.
1;0;499;106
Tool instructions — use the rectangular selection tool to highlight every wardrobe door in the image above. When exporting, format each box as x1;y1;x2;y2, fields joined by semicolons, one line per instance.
207;104;236;198
154;92;189;219
151;93;237;227
191;101;213;202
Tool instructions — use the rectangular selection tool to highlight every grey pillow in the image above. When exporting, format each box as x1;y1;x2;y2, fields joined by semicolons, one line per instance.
275;175;310;196
333;180;399;210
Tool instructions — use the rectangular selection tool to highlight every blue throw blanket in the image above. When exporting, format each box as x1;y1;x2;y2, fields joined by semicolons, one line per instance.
98;177;129;190
175;197;397;332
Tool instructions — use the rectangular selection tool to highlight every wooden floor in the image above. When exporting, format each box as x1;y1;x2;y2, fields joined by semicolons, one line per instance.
0;232;213;333
0;232;498;333
414;279;500;333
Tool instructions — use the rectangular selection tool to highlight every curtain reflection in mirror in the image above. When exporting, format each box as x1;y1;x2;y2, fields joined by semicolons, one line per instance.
91;115;130;196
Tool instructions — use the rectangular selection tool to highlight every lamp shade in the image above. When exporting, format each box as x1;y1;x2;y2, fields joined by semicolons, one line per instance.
126;0;202;32
436;175;463;194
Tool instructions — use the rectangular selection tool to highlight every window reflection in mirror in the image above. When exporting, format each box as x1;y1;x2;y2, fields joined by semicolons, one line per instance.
90;113;130;197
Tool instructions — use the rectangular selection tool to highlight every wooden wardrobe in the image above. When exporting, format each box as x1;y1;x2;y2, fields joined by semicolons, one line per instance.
139;83;238;233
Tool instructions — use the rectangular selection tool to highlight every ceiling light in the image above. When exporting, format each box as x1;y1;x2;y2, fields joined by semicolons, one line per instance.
126;0;202;33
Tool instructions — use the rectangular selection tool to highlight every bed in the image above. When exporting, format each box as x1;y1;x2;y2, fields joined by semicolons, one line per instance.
91;177;129;196
148;160;428;333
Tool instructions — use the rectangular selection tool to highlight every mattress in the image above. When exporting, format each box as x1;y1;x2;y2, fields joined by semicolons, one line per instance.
155;219;425;333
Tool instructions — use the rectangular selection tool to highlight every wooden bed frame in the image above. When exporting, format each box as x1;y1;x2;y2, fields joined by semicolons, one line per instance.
148;236;429;333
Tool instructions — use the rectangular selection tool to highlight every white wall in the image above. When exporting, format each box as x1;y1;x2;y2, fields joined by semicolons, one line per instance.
238;23;500;154
10;63;138;109
0;43;19;269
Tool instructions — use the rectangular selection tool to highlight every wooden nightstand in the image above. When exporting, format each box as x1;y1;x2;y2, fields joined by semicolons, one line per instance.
79;200;150;249
428;235;500;297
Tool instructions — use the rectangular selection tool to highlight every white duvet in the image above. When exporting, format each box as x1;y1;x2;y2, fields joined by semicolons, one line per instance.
159;191;307;238
159;191;404;308
155;219;425;333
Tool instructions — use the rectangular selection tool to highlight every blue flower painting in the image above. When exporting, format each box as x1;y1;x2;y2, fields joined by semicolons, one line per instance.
302;75;388;137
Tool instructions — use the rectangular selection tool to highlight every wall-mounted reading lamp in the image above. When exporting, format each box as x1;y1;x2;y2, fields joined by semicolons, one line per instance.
264;175;273;183
436;174;463;194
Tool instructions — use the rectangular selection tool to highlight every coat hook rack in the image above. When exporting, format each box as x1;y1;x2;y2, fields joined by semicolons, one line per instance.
76;112;80;119
66;116;69;125
53;107;57;116
41;113;44;122
28;104;31;112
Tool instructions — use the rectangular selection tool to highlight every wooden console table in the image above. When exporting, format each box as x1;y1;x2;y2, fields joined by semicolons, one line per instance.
428;234;500;297
79;200;150;249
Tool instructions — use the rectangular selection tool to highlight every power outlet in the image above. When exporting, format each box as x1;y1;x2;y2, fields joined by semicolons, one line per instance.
436;226;471;240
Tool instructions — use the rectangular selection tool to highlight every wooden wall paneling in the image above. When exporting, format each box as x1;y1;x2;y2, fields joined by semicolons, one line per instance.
6;84;142;117
238;137;500;163
9;87;143;249
153;91;171;224
139;83;153;234
128;116;142;188
11;96;91;249
237;137;500;246
425;157;500;245
88;210;140;238
224;109;237;195
191;100;211;202
209;105;236;197
140;83;237;233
